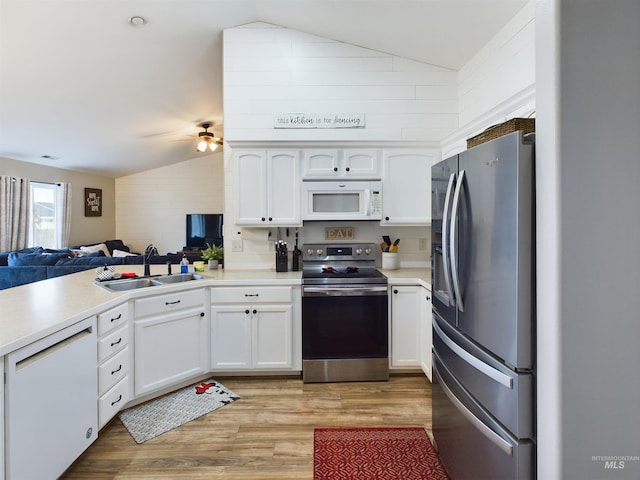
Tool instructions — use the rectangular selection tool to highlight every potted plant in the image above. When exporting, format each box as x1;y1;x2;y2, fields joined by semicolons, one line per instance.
201;243;223;269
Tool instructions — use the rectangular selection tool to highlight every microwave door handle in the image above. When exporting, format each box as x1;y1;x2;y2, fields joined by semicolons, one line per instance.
364;188;371;216
442;172;456;307
450;169;465;312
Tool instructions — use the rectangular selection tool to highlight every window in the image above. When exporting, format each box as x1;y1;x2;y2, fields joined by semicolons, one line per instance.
29;182;64;248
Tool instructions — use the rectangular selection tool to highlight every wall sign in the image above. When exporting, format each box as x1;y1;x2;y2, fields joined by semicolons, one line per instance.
325;227;354;240
84;188;102;217
274;113;365;129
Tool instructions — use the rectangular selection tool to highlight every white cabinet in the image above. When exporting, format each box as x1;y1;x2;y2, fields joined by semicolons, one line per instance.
419;285;433;381
302;149;381;179
381;149;439;225
235;149;301;226
96;302;131;428
389;285;422;368
211;286;297;371
134;288;208;396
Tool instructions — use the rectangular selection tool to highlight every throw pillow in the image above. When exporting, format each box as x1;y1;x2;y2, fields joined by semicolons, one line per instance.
112;249;136;257
80;243;111;257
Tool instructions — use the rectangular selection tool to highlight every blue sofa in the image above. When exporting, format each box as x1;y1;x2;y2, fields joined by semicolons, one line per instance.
0;240;203;290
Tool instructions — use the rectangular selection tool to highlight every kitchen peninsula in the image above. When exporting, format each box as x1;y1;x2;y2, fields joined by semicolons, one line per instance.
0;264;430;479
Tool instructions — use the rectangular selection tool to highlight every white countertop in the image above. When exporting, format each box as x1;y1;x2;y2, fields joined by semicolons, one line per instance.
0;264;430;356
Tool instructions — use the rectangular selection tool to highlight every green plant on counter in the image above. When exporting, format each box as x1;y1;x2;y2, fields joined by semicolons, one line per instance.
201;243;223;261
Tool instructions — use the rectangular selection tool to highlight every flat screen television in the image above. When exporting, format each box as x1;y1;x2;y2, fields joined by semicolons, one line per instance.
185;214;223;249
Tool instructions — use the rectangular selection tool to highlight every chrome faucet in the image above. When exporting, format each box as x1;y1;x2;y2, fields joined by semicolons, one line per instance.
143;244;158;276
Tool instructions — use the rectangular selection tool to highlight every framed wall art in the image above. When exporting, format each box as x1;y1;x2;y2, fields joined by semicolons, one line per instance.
84;188;102;217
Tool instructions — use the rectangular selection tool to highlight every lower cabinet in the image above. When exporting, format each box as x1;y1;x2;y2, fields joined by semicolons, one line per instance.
390;285;422;368
210;286;296;371
97;302;131;428
419;285;433;381
390;283;433;381
134;289;208;396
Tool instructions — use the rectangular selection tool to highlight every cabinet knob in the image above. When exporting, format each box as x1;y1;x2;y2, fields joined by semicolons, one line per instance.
261;217;266;222
345;167;350;172
200;312;205;317
268;217;273;221
385;216;390;221
253;309;257;314
426;296;431;301
393;289;398;294
333;167;338;172
245;309;250;314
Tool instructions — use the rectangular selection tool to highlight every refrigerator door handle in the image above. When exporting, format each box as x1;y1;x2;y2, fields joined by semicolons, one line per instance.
442;171;456;307
434;317;513;389
434;362;514;456
450;168;465;312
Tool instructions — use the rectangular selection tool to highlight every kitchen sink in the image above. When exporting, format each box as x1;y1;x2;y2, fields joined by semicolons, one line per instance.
96;278;160;291
153;273;205;284
95;273;205;292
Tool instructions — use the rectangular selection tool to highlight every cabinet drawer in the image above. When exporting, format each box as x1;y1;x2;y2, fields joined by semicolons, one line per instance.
211;286;292;304
98;376;129;429
98;325;128;363
97;302;129;335
135;289;205;318
98;347;129;395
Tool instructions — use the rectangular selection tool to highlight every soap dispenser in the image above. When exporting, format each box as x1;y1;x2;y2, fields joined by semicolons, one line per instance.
180;254;189;274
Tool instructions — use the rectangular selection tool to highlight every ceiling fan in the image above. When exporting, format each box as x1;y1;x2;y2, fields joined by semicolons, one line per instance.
195;122;223;152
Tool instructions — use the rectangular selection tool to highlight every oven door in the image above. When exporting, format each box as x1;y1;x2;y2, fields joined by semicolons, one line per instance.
302;285;388;360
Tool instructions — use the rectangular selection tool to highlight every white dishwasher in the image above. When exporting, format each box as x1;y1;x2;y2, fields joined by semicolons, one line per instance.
5;316;98;479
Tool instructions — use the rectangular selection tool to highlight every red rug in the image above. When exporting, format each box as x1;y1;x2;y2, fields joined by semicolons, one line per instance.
314;427;449;480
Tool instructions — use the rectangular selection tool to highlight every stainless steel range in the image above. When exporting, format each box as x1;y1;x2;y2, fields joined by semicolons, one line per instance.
301;242;389;383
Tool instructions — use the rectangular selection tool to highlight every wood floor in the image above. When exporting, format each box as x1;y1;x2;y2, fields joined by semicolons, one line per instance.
62;374;433;480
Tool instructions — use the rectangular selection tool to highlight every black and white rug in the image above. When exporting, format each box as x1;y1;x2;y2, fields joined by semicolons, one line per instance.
119;379;239;443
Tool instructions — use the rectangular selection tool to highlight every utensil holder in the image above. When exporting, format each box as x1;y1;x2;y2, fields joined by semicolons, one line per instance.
382;252;398;270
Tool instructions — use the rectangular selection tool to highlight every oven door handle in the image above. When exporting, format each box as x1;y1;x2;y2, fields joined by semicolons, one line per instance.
303;286;389;297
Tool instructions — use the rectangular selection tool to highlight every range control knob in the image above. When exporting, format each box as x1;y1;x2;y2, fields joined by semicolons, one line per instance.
364;247;372;255
306;248;314;255
316;249;324;256
355;248;363;255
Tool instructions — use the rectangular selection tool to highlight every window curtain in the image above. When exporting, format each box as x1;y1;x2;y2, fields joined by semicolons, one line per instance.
0;176;31;251
57;182;72;248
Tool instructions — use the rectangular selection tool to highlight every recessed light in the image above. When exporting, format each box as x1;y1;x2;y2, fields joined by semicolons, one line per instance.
41;155;60;160
128;16;147;28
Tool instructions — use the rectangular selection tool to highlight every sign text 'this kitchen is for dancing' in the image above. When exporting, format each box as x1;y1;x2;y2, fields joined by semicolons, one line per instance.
274;114;365;129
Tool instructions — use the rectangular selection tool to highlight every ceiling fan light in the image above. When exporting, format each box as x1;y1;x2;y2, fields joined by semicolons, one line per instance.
196;139;209;152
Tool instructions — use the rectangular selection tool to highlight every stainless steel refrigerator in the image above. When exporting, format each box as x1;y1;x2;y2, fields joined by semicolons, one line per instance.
431;131;535;479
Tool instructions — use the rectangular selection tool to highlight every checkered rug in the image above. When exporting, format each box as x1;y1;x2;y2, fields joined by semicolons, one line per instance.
119;379;239;443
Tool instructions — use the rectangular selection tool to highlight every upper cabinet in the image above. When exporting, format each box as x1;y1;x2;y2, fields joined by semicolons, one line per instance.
381;149;439;225
235;150;302;226
302;149;381;179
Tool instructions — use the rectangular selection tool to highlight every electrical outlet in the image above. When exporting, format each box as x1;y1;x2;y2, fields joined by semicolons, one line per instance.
232;239;243;252
419;238;427;251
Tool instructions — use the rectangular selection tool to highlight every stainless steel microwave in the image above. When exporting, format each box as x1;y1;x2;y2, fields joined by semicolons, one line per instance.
301;181;382;220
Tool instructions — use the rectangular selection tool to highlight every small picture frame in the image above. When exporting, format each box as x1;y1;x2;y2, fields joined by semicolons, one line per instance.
85;188;102;217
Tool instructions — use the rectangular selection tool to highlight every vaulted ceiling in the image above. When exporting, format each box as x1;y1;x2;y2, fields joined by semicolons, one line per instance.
0;0;527;177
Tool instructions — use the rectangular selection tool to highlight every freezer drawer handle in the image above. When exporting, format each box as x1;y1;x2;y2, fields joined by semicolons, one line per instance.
435;364;513;456
450;169;465;312
434;320;512;389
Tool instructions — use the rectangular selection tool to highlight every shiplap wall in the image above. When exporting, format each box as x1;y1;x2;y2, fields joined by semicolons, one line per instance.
442;0;536;157
115;155;223;255
223;22;456;269
223;22;458;143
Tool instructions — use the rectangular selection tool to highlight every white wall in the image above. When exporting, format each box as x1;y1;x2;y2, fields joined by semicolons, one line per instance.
442;0;536;157
0;157;115;247
115;154;224;254
223;22;454;269
536;0;640;478
223;22;458;144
